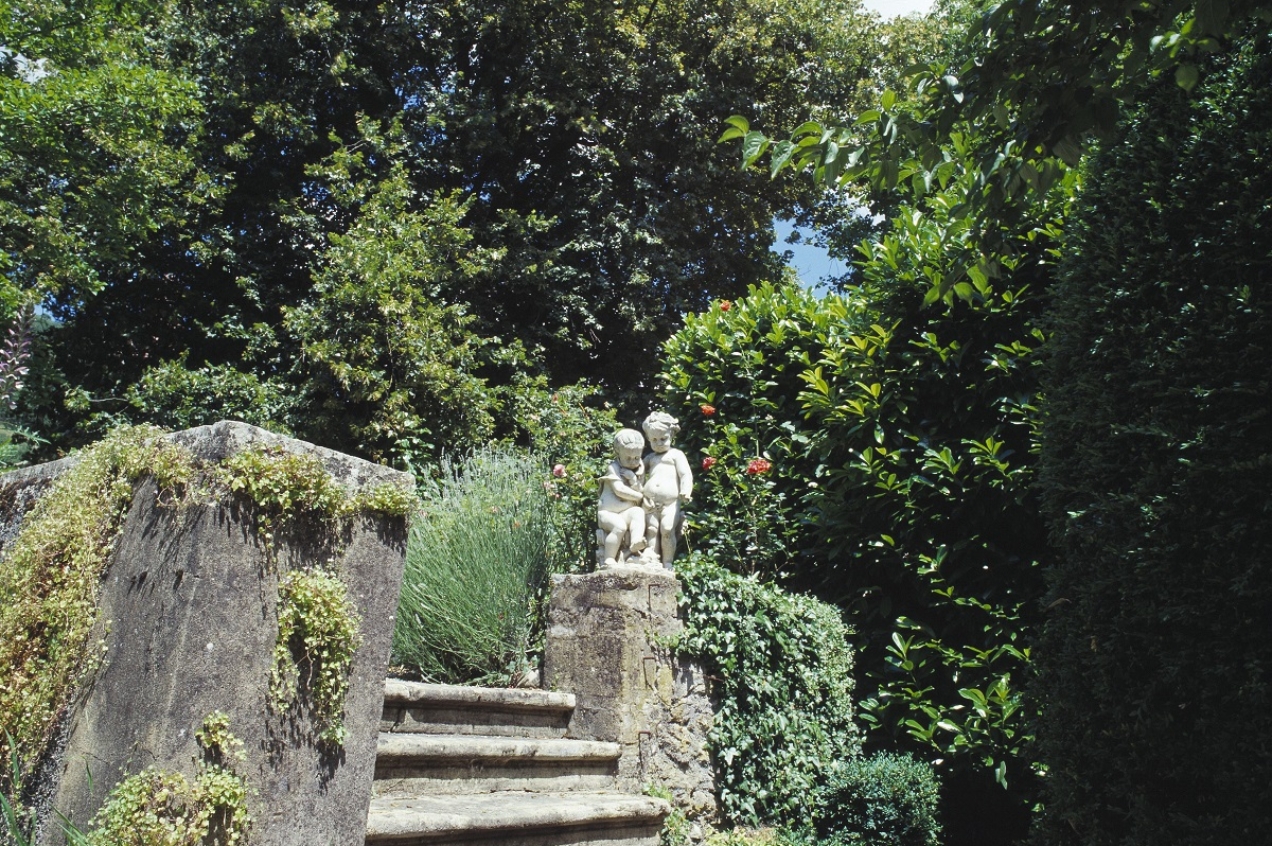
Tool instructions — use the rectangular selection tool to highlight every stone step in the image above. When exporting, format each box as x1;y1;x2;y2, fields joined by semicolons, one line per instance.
373;733;621;795
382;679;575;739
364;791;669;846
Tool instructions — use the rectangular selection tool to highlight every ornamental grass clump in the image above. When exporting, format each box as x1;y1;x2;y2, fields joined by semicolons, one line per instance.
392;446;552;684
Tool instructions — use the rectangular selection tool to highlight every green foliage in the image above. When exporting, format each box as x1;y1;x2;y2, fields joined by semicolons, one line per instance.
2;714;251;846
11;0;898;462
0;0;208;313
1;732;35;845
1032;31;1272;846
74;765;248;846
645;783;692;846
73;714;250;846
271;569;361;746
675;554;860;828
509;380;620;574
0;308;49;470
393;447;553;685
221;447;347;518
397;0;881;391
660;270;1052;799
0;423;40;472
730;0;1272;300
281;126;504;469
661;282;868;578
350;482;422;519
801;178;1060;793
705;828;804;846
219;444;419;529
194;713;245;767
814;752;941;846
716;3;1268;842
0;427;196;793
106;357;297;436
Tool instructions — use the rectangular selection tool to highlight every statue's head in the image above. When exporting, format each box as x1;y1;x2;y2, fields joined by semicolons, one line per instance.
641;411;680;454
612;428;645;470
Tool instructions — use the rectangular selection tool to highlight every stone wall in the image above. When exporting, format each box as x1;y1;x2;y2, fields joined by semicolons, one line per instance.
0;422;411;846
544;568;717;828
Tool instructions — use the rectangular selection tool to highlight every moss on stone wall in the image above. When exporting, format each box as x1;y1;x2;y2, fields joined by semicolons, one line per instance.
0;426;197;791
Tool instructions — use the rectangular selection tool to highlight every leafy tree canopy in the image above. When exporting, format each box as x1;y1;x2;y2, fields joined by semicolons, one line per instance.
0;0;207;315
8;0;900;467
728;0;1272;297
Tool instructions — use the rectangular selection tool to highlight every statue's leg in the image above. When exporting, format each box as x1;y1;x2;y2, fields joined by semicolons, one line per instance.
659;501;680;565
640;507;663;565
627;508;647;553
598;512;625;568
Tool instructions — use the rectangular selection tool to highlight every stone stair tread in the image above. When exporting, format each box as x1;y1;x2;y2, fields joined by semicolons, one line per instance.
376;733;620;762
364;791;669;842
385;679;574;712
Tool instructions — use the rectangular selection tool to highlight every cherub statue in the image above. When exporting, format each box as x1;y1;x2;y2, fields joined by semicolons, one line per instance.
640;411;693;567
597;428;648;568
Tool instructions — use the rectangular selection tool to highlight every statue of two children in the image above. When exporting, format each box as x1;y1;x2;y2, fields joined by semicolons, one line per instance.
597;411;692;569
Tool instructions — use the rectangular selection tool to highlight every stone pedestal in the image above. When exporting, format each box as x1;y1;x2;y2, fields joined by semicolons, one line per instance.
544;567;716;824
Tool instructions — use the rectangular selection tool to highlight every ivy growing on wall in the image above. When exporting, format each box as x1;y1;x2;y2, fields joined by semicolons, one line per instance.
675;554;860;828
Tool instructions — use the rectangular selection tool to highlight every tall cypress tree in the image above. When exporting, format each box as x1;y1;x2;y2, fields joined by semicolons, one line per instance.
1033;29;1272;846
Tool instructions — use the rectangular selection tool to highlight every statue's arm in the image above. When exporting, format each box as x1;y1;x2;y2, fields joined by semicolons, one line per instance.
675;450;693;502
604;466;643;503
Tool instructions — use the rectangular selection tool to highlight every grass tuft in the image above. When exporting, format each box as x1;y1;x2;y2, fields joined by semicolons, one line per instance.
392;447;552;685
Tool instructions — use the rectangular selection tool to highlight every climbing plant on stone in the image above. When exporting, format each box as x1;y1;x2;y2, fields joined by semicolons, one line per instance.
271;569;362;746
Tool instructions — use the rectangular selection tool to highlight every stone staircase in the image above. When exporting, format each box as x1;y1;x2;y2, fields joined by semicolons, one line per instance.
364;679;671;846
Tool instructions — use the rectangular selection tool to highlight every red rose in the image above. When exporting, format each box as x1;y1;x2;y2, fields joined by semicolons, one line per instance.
746;458;772;475
702;457;717;471
700;404;716;416
720;300;732;312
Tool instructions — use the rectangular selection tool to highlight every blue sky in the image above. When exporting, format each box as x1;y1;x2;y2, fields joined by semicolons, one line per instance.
772;219;848;289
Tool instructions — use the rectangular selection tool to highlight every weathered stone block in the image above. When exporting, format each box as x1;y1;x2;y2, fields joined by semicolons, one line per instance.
544;567;716;826
0;422;410;846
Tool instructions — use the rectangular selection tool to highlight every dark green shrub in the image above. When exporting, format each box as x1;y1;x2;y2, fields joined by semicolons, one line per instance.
816;752;941;846
1033;29;1272;846
659;277;1050;799
675;554;860;827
